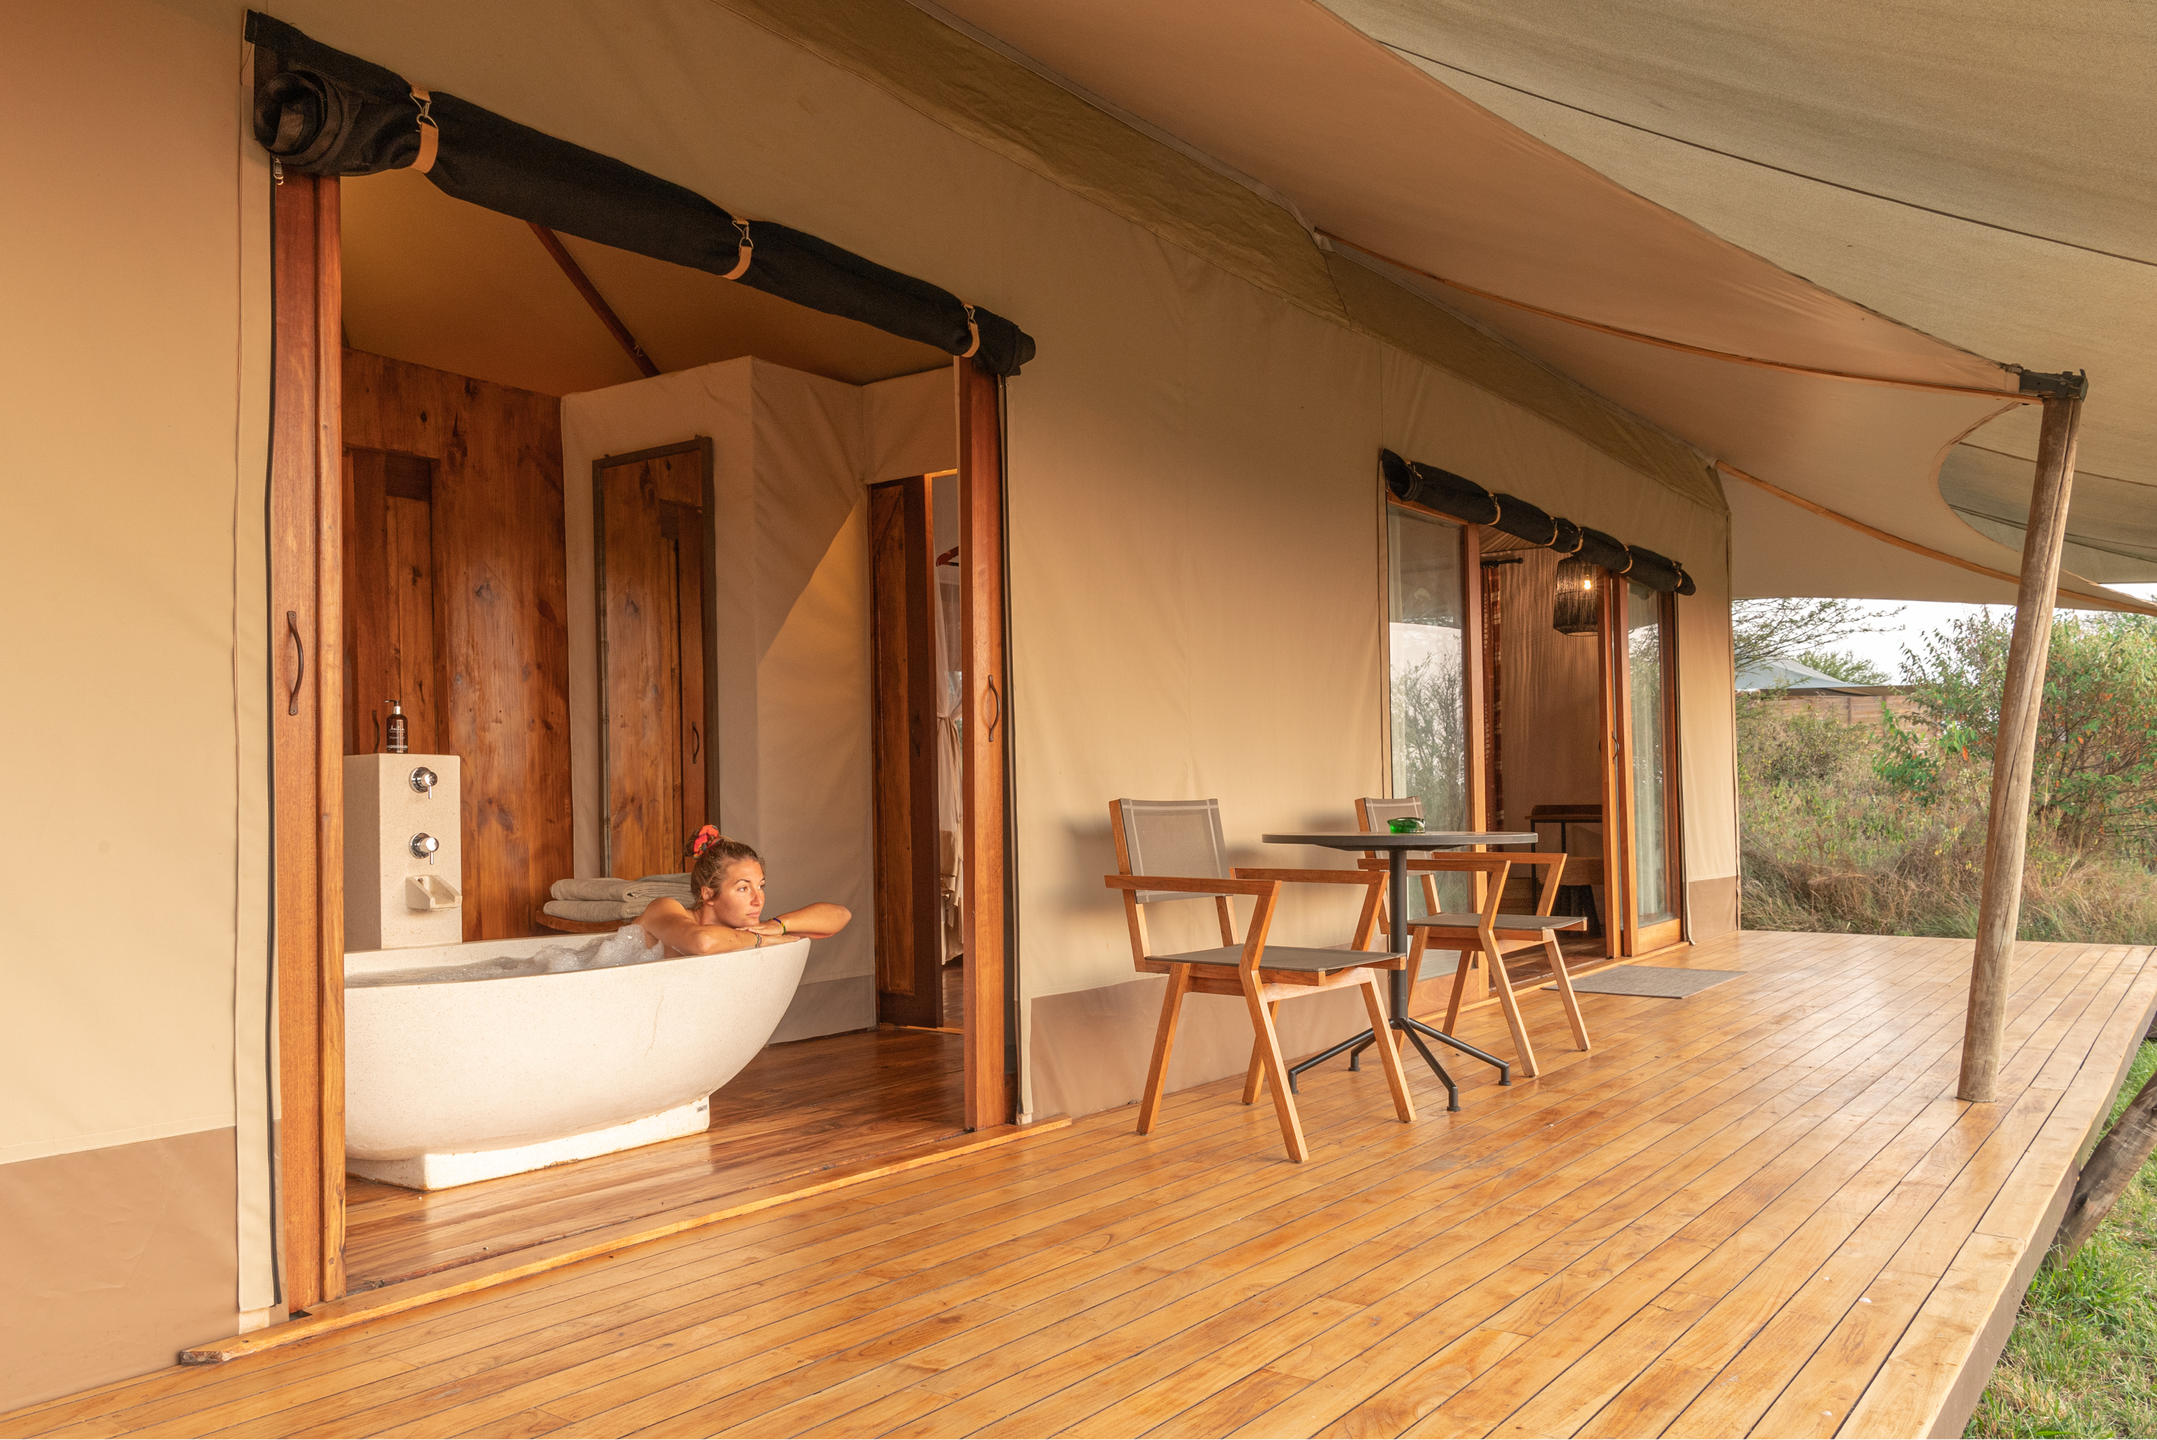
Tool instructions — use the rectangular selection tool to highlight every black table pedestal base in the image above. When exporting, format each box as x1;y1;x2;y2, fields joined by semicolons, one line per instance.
1284;1016;1509;1114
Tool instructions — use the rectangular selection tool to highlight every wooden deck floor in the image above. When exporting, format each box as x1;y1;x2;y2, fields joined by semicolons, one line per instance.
11;931;2153;1439
345;1020;966;1289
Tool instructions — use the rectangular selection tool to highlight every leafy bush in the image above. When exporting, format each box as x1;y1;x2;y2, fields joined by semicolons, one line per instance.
1886;612;2157;852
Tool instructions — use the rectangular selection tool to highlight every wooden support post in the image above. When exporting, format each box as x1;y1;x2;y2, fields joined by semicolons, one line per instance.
1956;391;2083;1104
2054;1065;2157;1260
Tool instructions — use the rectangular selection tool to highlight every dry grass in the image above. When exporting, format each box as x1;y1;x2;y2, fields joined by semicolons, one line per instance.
1737;700;2157;946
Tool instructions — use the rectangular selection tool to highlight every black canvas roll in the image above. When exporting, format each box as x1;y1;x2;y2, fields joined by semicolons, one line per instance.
244;13;1035;374
1379;450;1500;526
1622;544;1690;594
1488;492;1558;548
1380;450;1690;591
1574;526;1633;573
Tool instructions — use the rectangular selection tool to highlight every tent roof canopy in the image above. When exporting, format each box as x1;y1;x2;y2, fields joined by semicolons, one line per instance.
920;0;2155;612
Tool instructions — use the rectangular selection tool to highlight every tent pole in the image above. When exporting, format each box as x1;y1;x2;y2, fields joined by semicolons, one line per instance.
1956;390;2084;1104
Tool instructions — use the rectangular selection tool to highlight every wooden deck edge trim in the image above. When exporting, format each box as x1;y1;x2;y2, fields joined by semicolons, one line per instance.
1921;956;2157;1439
179;1117;1070;1365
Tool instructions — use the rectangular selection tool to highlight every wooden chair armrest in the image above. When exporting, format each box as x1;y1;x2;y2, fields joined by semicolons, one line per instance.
1357;855;1512;875
1104;873;1278;897
1230;867;1384;888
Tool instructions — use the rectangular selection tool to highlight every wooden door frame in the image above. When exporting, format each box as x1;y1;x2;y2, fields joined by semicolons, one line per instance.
269;170;346;1310
271;188;1019;1302
867;472;948;1029
957;360;1013;1130
592;436;719;874
1605;576;1686;956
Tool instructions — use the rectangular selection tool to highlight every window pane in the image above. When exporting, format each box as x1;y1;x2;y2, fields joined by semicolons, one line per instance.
1627;581;1676;927
1387;506;1468;836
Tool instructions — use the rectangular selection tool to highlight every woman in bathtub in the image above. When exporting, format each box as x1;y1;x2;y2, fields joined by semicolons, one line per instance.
636;826;852;956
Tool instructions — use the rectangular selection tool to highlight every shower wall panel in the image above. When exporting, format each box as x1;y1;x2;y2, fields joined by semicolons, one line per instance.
342;349;570;941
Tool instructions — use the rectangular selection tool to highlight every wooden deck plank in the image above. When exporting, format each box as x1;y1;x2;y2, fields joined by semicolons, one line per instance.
1479;940;2106;1439
407;944;1872;1439
1536;942;2122;1440
6;932;2150;1440
676;936;1925;1439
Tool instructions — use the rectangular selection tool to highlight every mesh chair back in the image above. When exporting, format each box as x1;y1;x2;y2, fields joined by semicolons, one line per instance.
1115;798;1231;905
1356;796;1424;834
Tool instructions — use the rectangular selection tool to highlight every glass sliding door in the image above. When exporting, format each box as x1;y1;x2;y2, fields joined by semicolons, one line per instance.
1386;504;1471;914
1619;580;1683;952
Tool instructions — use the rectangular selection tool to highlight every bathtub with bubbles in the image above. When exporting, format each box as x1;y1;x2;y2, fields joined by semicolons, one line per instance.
343;926;809;1189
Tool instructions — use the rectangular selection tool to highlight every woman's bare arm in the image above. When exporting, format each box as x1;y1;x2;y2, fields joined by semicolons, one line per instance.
635;898;766;955
755;901;854;940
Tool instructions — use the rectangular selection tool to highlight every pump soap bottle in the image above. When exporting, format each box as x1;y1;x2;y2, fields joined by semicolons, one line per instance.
385;700;409;754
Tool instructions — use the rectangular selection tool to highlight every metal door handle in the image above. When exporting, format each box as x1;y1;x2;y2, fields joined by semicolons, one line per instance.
984;677;1002;739
689;722;701;764
286;611;304;716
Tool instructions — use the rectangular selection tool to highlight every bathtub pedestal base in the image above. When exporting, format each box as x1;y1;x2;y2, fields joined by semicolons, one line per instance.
348;1096;711;1191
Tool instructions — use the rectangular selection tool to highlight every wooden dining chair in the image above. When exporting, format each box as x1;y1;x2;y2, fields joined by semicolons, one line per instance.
1106;798;1415;1162
1368;851;1592;1079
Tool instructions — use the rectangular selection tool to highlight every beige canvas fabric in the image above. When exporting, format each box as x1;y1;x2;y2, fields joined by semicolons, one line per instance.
928;0;2153;609
1320;0;2157;588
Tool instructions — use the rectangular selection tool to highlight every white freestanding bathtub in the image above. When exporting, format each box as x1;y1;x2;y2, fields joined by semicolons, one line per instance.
344;929;809;1189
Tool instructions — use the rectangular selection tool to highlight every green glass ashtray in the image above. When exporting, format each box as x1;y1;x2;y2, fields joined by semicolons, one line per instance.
1387;817;1426;834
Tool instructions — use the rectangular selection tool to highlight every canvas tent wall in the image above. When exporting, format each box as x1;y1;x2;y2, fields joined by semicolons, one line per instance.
1;0;1735;1405
920;0;2155;616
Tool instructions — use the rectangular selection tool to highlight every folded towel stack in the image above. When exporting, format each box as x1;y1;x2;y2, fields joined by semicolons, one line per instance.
544;873;696;921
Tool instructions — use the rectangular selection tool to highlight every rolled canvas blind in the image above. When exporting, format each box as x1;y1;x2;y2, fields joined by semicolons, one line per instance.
244;13;1037;377
1380;449;1695;594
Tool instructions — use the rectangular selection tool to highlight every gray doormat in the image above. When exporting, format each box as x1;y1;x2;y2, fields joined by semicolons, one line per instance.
1547;965;1742;999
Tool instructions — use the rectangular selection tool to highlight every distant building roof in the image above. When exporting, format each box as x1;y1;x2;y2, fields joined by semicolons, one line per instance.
1736;658;1907;696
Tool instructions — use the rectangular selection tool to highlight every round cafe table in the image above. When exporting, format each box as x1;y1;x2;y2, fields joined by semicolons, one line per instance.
1262;830;1537;1111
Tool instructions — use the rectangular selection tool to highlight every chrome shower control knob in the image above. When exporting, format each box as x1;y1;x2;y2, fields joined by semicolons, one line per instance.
409;766;438;794
410;833;440;859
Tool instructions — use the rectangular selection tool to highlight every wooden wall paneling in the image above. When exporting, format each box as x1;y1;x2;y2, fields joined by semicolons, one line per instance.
383;454;441;756
599;456;681;880
342;451;380;757
271;171;346;1307
868;477;945;1027
957;361;1010;1127
341;349;568;939
343;452;442;756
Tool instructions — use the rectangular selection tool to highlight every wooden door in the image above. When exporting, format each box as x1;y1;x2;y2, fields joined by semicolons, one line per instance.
596;440;716;879
270;171;346;1307
869;477;945;1027
957;361;1011;1128
1605;578;1685;956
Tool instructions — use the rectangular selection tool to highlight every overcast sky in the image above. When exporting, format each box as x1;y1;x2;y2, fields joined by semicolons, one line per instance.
1831;584;2157;681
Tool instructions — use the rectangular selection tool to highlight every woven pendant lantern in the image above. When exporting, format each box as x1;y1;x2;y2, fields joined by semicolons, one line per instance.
1552;556;1600;635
